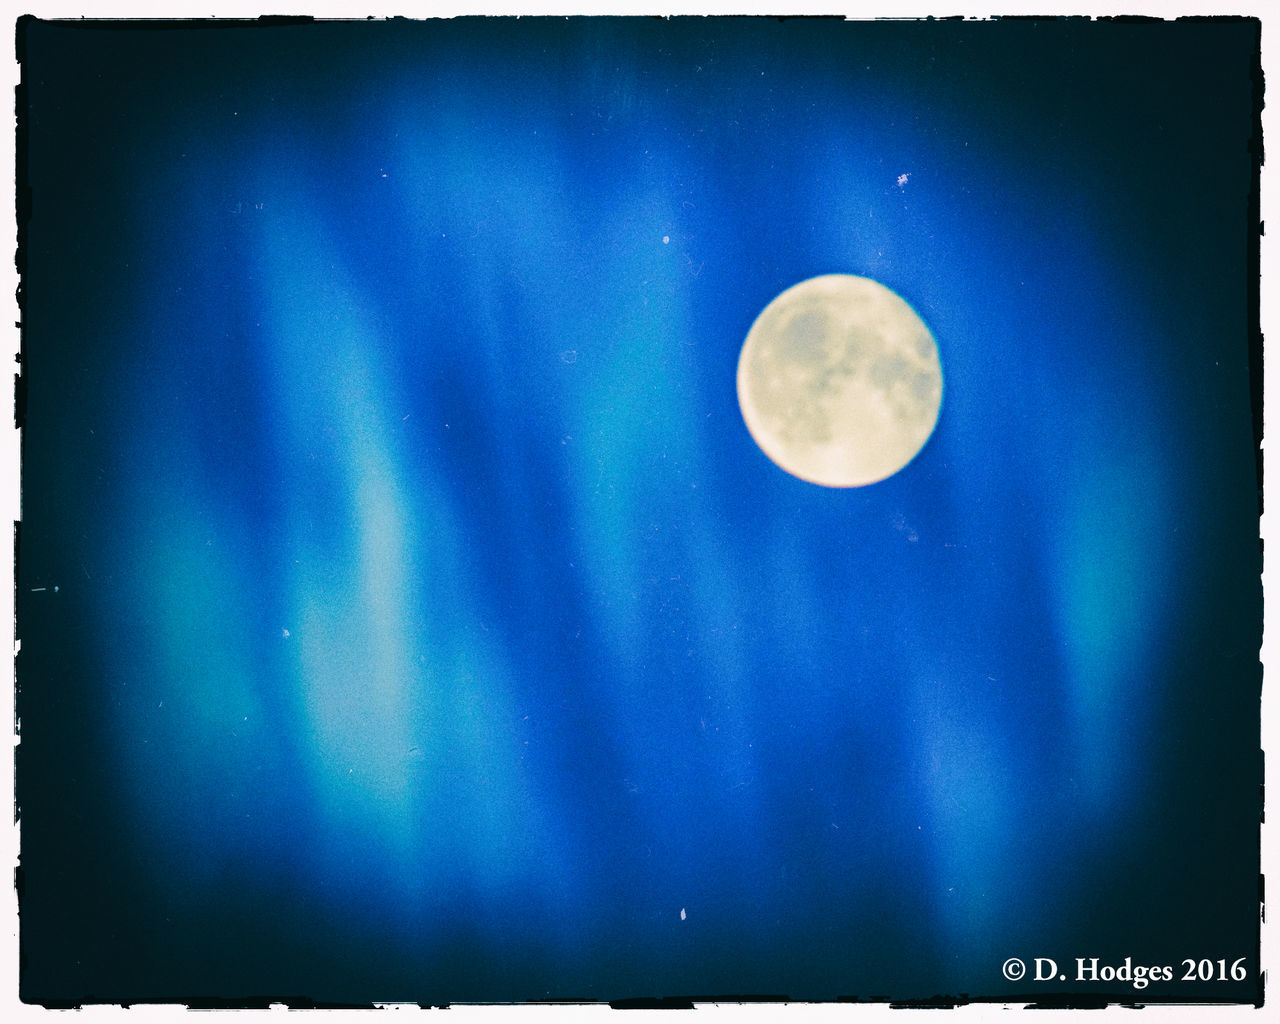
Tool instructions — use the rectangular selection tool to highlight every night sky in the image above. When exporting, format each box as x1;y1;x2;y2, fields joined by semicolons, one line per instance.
16;16;1262;1004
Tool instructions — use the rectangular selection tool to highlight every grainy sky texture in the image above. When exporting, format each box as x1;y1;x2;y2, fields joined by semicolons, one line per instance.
17;16;1261;1004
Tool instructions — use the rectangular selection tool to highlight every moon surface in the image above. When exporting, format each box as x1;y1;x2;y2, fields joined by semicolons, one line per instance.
736;274;943;488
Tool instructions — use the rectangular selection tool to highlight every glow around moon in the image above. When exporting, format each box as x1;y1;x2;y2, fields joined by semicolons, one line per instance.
737;274;943;488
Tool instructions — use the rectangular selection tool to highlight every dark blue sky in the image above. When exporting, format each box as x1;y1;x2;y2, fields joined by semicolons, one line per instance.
18;16;1261;1004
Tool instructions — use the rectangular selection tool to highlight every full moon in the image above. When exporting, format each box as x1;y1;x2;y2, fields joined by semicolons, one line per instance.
736;274;943;488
